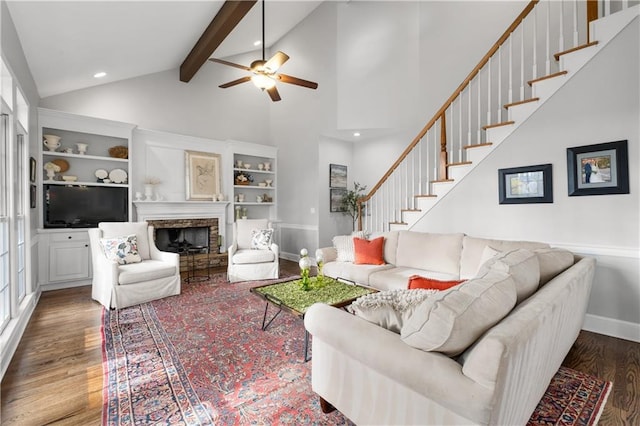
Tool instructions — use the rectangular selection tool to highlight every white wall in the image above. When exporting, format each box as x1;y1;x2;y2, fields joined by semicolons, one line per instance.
412;18;640;339
40;51;270;145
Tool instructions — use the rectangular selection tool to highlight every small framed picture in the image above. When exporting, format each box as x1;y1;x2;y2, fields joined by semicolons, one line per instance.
567;140;629;196
498;164;553;204
30;157;36;183
330;188;347;212
329;164;347;188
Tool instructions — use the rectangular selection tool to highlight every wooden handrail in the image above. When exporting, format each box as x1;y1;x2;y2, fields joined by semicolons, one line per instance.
359;0;539;207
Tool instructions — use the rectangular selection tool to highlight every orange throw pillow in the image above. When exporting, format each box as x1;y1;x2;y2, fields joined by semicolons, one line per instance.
408;275;465;290
353;237;385;265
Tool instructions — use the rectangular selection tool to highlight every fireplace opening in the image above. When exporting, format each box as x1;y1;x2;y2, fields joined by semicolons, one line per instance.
155;226;210;254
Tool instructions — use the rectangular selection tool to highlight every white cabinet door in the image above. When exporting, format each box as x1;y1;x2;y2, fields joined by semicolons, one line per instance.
48;241;90;282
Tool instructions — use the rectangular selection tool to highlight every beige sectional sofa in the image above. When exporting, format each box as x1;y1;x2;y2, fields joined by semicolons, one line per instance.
305;231;596;425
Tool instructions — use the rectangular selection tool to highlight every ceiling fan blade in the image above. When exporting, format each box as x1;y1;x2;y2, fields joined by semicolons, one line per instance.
219;76;251;88
277;73;319;90
209;57;251;71
264;51;290;72
266;86;281;102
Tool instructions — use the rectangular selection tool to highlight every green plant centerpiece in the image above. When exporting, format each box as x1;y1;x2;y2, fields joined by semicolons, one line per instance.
341;181;367;230
298;248;313;291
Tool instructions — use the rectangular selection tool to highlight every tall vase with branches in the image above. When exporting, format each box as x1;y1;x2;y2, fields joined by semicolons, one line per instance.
341;182;367;231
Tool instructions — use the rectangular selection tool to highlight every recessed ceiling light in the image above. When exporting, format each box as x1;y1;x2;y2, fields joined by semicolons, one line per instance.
253;40;262;46
353;132;361;137
93;72;107;78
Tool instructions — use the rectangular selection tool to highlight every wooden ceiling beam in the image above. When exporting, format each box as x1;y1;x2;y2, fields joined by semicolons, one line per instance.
180;0;257;83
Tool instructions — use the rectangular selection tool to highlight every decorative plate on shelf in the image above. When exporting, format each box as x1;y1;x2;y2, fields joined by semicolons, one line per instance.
109;168;128;184
95;169;108;180
51;158;70;173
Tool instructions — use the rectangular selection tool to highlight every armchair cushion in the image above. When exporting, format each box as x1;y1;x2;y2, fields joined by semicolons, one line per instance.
100;234;142;265
236;219;269;250
118;260;178;285
232;249;276;264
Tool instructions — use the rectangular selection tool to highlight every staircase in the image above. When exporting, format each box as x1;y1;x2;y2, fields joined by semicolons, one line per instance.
359;0;638;233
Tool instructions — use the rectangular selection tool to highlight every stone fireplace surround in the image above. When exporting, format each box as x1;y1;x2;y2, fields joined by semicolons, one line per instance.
134;201;229;271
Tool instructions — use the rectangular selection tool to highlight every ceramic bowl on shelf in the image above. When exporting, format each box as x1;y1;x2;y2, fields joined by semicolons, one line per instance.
62;175;78;182
243;164;252;169
265;179;273;187
258;182;267;187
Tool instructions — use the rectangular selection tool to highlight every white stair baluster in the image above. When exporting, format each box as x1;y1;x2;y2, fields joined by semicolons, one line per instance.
477;75;482;143
467;83;472;147
497;45;502;121
604;0;611;17
533;6;538;79
520;24;525;99
487;58;492;125
559;0;565;53
573;0;579;47
459;94;463;162
545;1;551;75
508;33;513;104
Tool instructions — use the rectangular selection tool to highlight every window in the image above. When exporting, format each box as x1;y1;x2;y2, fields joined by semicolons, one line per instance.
16;133;26;302
0;113;10;332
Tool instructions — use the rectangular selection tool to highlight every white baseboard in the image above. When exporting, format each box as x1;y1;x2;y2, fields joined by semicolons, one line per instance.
1;291;40;380
583;313;640;343
40;279;91;291
280;252;299;262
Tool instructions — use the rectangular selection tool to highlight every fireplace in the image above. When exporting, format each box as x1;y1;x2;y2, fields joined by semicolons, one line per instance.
147;218;226;271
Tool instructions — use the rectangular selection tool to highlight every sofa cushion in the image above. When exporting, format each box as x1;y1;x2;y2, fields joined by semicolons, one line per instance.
354;237;385;265
369;267;459;292
535;248;575;286
408;276;465;291
100;234;142;265
118;260;177;285
99;222;151;260
369;231;400;265
232;249;275;264
333;231;366;262
478;249;540;304
401;270;517;356
459;236;549;280
395;232;464;277
349;289;439;333
323;261;394;285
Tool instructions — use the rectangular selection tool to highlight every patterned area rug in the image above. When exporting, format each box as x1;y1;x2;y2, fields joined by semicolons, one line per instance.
102;274;611;425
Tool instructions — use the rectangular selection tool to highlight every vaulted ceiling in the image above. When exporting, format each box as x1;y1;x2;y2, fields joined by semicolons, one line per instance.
6;1;322;98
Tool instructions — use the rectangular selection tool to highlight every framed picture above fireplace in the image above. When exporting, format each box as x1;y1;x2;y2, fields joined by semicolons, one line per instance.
185;150;222;200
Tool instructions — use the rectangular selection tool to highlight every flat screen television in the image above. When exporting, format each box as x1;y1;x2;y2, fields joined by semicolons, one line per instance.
44;184;128;228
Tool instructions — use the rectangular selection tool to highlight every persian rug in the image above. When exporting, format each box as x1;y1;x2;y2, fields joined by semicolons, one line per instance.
102;273;612;425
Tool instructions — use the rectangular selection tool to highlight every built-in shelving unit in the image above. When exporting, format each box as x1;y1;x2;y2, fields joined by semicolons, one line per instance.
37;108;136;289
231;142;277;221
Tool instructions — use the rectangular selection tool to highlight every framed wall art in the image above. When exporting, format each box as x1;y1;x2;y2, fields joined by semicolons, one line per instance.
330;188;347;212
329;164;347;188
498;164;553;204
185;150;221;200
30;184;36;209
567;140;629;196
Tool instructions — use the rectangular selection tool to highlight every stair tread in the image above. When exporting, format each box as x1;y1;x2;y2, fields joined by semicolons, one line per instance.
401;209;421;212
414;194;437;198
446;161;472;167
464;142;493;150
554;41;599;61
528;70;568;86
482;120;515;130
504;97;540;109
431;179;455;184
389;221;408;225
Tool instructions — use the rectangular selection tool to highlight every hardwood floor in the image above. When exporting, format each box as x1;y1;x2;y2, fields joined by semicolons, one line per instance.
2;261;638;425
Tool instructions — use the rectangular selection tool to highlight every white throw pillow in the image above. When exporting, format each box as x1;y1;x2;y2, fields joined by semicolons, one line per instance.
477;248;540;304
100;234;142;265
401;270;517;356
333;231;366;262
475;245;500;275
250;228;274;250
349;289;439;334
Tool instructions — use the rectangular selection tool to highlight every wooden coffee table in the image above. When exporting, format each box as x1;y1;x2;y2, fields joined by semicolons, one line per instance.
250;277;376;361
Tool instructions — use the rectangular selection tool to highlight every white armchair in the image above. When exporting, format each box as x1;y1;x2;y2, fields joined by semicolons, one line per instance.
88;221;181;309
227;218;279;282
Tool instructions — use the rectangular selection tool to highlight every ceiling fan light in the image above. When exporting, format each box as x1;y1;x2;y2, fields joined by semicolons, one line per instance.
251;73;276;90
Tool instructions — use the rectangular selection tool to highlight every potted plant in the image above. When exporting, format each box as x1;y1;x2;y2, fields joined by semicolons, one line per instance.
341;182;367;231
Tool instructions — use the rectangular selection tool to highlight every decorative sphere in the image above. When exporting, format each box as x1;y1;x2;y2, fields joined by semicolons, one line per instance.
299;256;313;270
300;248;308;257
315;249;324;262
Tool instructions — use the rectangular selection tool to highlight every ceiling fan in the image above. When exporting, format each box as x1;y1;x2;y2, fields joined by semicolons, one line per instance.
208;0;318;102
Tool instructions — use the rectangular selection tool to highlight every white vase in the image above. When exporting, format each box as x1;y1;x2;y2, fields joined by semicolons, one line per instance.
76;143;88;155
144;184;154;201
